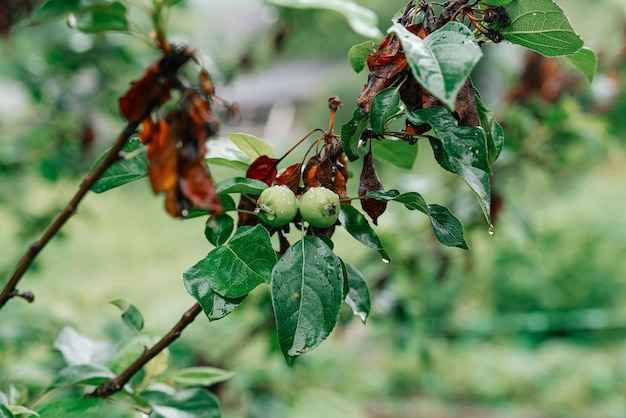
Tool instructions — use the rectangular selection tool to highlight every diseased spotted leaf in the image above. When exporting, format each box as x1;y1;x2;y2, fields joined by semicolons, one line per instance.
271;236;343;362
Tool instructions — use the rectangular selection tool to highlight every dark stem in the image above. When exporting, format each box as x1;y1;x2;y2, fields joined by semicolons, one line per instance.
0;120;141;311
87;302;203;398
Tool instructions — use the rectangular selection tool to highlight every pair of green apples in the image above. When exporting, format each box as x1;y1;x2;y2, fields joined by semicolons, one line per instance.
256;185;340;228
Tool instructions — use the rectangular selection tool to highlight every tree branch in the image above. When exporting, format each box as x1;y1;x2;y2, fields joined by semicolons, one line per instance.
0;120;141;311
87;302;203;398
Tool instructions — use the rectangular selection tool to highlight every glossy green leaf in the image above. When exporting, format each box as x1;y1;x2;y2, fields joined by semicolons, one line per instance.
340;109;369;161
348;41;376;73
566;47;597;83
388;21;482;109
366;189;429;215
370;88;401;135
215;177;267;195
162;367;235;387
204;213;234;246
339;204;390;262
141;388;221;418
184;225;276;298
265;0;382;39
32;0;81;20
35;398;107;417
428;204;468;249
109;299;144;332
50;364;115;388
91;137;147;193
474;91;504;165
271;236;343;361
501;0;583;57
371;138;418;169
344;263;370;323
53;327;116;367
229;133;274;159
184;275;245;321
76;2;129;33
406;107;492;225
485;0;512;4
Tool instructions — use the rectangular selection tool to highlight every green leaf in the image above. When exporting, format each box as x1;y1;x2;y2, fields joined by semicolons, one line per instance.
183;225;276;298
184;275;245;321
228;133;274;159
501;0;584;57
366;189;429;215
215;177;267;195
370;88;401;135
53;327;116;367
406;107;492;225
50;364;115;388
271;236;343;361
338;204;390;262
204;213;234;246
91;137;147;193
206;157;249;172
428;204;468;249
76;2;129;33
348;41;376;73
264;0;382;39
371;138;418;169
474;91;504;165
0;404;12;418
6;406;38;417
35;397;107;418
142;388;221;418
340;109;369;161
32;0;81;21
566;47;597;83
162;367;235;387
388;21;483;109
344;263;370;323
110;299;144;332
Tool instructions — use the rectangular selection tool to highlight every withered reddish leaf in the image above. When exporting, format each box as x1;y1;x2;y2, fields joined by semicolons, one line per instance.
333;169;348;201
119;66;170;124
359;150;387;225
422;78;480;128
199;68;215;96
189;94;220;137
119;46;193;124
147;120;177;194
237;195;259;228
246;155;279;186
164;187;190;218
275;163;302;194
179;157;222;214
139;117;156;144
302;155;322;189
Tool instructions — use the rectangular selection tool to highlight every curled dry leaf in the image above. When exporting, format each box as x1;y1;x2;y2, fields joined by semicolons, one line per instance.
275;163;302;194
119;45;194;124
358;149;386;225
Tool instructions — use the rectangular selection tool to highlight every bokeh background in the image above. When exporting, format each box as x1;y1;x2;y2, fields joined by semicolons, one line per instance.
1;0;626;416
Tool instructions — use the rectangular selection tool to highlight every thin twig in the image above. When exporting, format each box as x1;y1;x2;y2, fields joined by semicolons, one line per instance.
87;302;203;398
0;120;141;311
